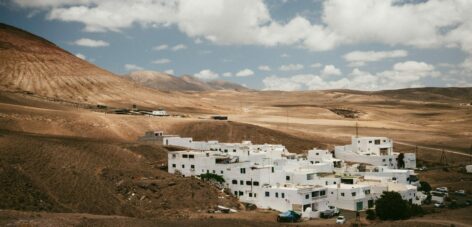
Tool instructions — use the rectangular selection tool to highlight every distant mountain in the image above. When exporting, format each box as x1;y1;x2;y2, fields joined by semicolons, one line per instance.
0;23;199;108
126;71;250;92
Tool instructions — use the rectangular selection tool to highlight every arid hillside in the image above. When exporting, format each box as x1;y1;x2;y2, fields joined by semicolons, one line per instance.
126;71;249;92
0;23;212;111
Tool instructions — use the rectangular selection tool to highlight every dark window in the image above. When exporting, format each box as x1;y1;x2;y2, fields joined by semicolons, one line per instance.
286;176;290;181
206;153;209;157
312;191;319;197
172;164;176;167
191;165;195;169
172;154;176;158
183;154;188;158
234;191;238;196
253;181;259;186
305;194;309;199
240;168;246;174
189;155;195;159
233;149;236;152
271;167;274;173
365;190;370;195
212;170;215;174
249;193;253;197
281;193;285;198
224;149;228;153
275;192;279;198
341;193;345;197
206;170;209;173
240;180;244;185
232;180;237;184
238;191;243;196
246;181;251;185
182;164;185;168
221;170;224;174
375;139;380;145
265;192;270;197
320;190;326;196
254;193;257;198
352;192;356;196
369;141;372;144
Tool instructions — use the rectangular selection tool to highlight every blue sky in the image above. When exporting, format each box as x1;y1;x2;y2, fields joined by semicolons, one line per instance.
1;0;471;90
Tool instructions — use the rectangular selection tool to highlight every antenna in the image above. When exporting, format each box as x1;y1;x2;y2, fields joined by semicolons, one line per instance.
355;122;359;138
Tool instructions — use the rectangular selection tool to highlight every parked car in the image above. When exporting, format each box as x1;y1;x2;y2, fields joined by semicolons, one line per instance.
454;190;466;196
434;202;445;208
277;210;301;222
436;187;448;193
329;206;341;215
336;216;346;224
321;206;341;218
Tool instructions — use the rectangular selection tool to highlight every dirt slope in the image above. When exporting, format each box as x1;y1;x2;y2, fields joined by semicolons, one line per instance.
0;23;209;111
0;129;239;218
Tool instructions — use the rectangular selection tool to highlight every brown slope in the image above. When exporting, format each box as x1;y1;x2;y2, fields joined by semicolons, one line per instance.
0;23;204;110
0;129;239;217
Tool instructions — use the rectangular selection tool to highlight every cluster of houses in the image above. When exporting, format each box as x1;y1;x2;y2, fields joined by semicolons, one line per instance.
158;132;421;218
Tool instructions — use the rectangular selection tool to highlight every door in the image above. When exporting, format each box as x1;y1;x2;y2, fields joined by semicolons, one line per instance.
356;201;363;211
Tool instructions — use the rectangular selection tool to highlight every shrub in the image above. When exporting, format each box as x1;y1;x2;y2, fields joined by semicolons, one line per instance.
418;181;432;192
366;209;376;220
409;204;425;217
199;173;225;184
375;191;411;220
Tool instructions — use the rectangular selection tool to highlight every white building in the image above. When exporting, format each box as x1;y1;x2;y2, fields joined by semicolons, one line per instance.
335;137;416;169
152;109;168;116
165;135;420;215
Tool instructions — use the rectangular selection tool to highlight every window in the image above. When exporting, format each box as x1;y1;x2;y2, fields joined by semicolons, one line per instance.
271;167;274;173
182;164;185;168
305;194;309;199
253;181;259;186
212;170;215;174
383;140;386;142
233;149;236;152
281;193;285;198
206;153;209;157
189;154;195;159
249;193;253;197
320;190;326;196
240;180;244;185
341;193;345;197
224;149;228;153
365;190;370;195
369;140;372;144
316;153;319;155
254;193;257;198
312;191;319;197
240;168;246;174
331;192;334;195
265;192;270;197
234;191;238;196
172;154;176;158
246;181;252;186
382;159;386;162
191;165;195;169
206;170;209;173
230;179;238;185
221;170;224;174
286;176;291;181
352;192;356;196
275;192;279;198
172;164;176;168
238;191;243;196
375;139;380;145
183;154;188;158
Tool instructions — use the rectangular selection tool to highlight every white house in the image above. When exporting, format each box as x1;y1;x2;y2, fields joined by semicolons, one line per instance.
152;109;168;116
165;135;420;214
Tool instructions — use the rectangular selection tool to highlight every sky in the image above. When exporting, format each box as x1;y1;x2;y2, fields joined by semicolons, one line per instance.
1;0;471;91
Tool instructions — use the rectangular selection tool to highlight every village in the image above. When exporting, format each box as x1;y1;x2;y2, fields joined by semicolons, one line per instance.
136;130;458;223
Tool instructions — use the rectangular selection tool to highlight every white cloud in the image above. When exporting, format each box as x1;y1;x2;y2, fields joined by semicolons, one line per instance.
263;61;441;91
280;53;290;58
164;69;174;74
344;50;408;67
258;65;271;71
14;0;472;54
75;53;86;60
310;63;322;68
235;68;255;77
73;38;109;47
153;44;168;51
321;65;341;76
124;64;143;71
171;44;187;51
152;58;171;64
222;72;232;77
194;69;219;80
262;75;303;91
279;64;304;71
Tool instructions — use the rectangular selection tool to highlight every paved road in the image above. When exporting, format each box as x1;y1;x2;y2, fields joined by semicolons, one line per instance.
396;141;472;158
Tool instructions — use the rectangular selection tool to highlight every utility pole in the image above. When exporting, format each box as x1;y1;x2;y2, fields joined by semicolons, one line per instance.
355;122;359;138
440;148;448;166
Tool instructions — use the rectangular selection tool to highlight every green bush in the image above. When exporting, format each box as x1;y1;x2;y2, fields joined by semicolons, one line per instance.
409;204;425;216
366;209;376;220
375;191;411;220
418;181;432;192
200;173;225;184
